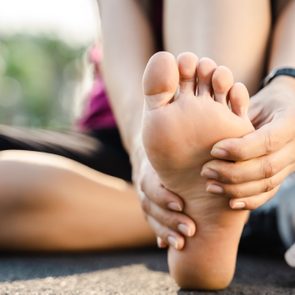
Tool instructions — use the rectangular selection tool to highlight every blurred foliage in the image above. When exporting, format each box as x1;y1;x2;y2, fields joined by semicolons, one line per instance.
0;34;86;129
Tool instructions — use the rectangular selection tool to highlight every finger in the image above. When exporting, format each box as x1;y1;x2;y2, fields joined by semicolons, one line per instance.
229;186;280;210
285;244;295;267
141;171;184;211
143;197;196;237
202;141;295;184
211;117;295;161
157;236;168;249
148;216;185;250
206;165;291;199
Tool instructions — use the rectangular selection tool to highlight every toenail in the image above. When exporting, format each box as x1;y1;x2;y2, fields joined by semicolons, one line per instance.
231;201;245;209
168;202;182;212
178;224;194;237
201;168;218;179
211;147;228;158
168;236;179;249
207;184;224;194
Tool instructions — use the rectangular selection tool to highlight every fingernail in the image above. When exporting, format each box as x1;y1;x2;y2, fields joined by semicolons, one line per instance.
206;184;224;194
231;201;245;209
168;236;179;249
201;168;218;179
168;202;182;212
178;224;194;237
157;237;166;248
211;147;228;158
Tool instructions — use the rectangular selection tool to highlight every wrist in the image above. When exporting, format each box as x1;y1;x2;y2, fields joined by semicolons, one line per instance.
263;67;295;88
266;75;295;94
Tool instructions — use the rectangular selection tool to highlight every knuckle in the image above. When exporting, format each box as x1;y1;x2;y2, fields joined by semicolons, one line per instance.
228;186;243;198
229;144;246;160
264;177;276;192
226;170;241;184
218;163;241;183
163;213;179;228
262;158;276;178
264;129;277;153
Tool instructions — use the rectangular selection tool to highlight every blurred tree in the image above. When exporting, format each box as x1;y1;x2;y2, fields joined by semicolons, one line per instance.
0;34;86;129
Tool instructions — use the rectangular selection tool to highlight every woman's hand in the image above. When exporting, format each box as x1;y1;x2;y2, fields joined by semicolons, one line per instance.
201;76;295;210
131;145;196;250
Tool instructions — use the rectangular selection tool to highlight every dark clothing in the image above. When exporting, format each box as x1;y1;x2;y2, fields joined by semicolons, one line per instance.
0;125;132;182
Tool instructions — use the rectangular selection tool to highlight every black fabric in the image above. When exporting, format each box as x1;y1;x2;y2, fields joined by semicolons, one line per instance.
0;125;132;182
240;207;285;254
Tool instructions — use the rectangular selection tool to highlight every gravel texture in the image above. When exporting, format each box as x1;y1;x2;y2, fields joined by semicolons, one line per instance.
0;248;295;295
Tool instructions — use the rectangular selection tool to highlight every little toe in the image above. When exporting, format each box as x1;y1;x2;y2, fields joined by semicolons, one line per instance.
143;51;179;110
196;57;217;97
212;66;234;105
228;82;250;119
177;52;199;95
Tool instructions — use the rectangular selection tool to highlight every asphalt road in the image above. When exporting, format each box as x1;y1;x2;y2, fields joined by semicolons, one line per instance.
0;247;295;295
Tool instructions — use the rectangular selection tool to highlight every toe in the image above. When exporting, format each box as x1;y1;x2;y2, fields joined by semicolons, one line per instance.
143;51;179;110
228;82;250;118
177;52;198;95
212;66;234;105
196;57;217;97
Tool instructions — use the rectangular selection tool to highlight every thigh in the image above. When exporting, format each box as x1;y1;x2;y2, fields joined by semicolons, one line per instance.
0;125;132;182
163;0;272;95
0;150;154;250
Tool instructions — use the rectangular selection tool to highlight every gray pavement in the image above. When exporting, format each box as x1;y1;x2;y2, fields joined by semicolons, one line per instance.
0;249;295;294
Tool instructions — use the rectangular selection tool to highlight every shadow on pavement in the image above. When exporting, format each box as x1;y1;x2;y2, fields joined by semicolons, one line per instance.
0;247;168;282
0;246;295;294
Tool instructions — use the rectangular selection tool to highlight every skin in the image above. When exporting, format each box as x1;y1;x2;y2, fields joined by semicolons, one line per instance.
142;52;253;289
98;0;196;249
164;0;271;95
0;0;193;250
144;0;295;249
145;0;271;248
202;0;295;210
0;150;154;250
1;0;294;259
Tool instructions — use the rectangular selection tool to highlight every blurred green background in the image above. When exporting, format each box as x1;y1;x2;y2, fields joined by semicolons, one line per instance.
0;34;87;129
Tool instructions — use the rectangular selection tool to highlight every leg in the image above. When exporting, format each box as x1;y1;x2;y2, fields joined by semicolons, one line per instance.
0;150;154;251
0;125;132;181
163;0;271;94
143;52;253;289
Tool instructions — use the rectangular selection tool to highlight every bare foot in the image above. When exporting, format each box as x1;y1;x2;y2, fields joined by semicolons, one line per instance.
142;52;254;290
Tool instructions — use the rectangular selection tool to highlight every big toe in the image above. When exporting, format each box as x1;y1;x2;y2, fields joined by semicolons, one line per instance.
212;66;234;105
143;52;179;110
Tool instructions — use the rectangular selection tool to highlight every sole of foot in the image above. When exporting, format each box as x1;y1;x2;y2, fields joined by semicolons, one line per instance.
142;52;254;290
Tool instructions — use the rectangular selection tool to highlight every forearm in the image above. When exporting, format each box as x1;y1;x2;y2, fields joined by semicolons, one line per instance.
98;0;155;158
